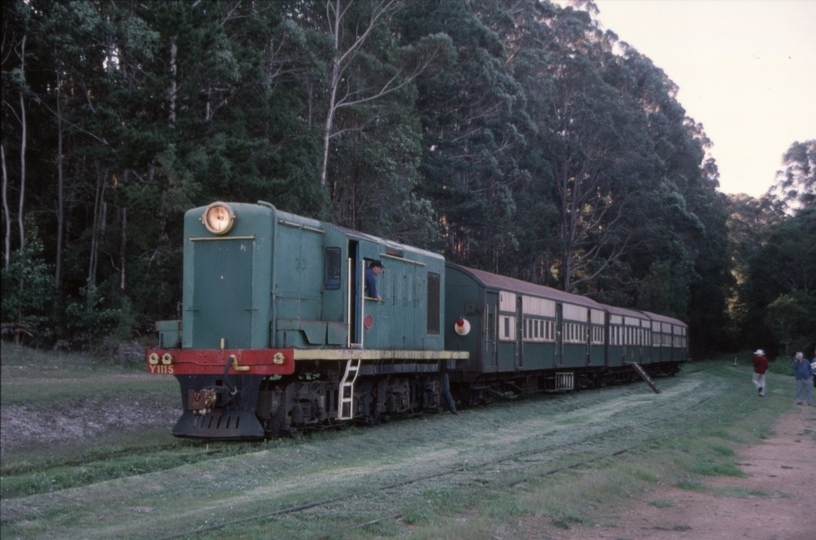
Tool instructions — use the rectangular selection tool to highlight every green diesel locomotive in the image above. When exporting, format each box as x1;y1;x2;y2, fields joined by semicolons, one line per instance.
147;201;687;439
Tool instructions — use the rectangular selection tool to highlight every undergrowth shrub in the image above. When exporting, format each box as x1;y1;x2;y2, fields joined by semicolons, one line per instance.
767;358;795;376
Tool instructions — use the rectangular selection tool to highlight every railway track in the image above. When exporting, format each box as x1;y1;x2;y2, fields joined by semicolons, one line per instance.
0;372;679;493
308;382;757;540
153;373;746;540
2;366;762;540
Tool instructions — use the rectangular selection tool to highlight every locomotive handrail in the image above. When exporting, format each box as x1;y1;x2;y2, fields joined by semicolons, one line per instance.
277;218;325;234
188;235;256;241
379;252;426;266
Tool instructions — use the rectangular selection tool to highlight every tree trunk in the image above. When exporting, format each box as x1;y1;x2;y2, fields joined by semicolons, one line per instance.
168;37;177;126
119;207;126;291
18;35;27;252
319;0;406;188
2;145;10;270
88;167;107;286
558;161;572;291
55;72;65;289
320;49;341;187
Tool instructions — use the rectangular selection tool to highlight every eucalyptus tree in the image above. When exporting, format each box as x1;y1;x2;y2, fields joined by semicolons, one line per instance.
1;0;32;266
770;139;815;211
282;0;449;237
512;4;666;294
399;0;532;273
741;207;816;354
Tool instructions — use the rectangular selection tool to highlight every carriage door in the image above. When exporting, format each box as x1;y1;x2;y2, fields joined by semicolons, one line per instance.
484;292;499;371
516;295;523;370
496;291;517;372
555;303;564;366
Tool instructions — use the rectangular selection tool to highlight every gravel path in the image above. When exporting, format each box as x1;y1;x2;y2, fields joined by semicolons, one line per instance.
523;405;816;540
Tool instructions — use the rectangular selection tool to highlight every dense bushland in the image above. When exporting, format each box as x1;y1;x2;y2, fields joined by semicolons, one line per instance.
2;1;813;356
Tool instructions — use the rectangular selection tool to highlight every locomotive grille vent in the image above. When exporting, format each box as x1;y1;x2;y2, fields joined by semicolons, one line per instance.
555;372;574;391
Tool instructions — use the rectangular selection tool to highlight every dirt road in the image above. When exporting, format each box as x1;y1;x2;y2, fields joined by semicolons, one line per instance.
526;405;816;540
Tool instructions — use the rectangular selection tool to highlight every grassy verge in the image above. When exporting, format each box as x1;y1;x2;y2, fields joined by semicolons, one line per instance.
1;344;182;493
1;344;175;407
346;356;802;540
1;352;810;540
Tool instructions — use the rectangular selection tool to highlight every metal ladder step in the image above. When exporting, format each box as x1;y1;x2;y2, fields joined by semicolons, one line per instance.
629;362;661;394
337;357;362;420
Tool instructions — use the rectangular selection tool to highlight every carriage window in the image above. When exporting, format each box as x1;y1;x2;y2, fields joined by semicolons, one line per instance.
323;247;341;290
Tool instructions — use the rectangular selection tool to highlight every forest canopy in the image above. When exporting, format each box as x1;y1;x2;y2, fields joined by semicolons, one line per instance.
2;0;814;358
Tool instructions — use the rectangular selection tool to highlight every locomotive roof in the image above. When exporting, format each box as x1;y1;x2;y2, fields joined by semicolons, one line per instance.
447;264;602;310
329;222;444;262
273;204;444;263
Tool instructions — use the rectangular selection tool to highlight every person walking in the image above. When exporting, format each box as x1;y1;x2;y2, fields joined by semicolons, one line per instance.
810;348;816;390
791;352;814;406
752;349;768;397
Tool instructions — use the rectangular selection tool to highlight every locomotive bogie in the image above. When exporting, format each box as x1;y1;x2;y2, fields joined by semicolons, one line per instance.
256;372;447;436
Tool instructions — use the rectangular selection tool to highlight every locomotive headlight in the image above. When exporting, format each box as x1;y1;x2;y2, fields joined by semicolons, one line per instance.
202;202;235;235
161;353;173;365
454;318;471;336
148;353;160;365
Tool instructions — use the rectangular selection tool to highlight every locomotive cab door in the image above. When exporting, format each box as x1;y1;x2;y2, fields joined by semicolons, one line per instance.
348;240;362;346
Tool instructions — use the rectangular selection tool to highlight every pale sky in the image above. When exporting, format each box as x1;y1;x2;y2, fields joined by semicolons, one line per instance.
590;0;816;198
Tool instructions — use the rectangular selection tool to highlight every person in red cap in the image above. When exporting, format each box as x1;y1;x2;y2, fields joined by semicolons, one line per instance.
752;349;768;397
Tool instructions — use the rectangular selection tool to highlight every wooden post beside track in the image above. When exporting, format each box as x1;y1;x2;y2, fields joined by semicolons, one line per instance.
628;362;661;394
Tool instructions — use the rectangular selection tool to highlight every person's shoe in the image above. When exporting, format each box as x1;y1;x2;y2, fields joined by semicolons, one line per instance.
758;387;763;394
797;402;803;406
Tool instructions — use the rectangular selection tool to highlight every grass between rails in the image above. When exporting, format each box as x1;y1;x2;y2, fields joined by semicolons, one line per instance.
365;359;805;540
1;351;811;540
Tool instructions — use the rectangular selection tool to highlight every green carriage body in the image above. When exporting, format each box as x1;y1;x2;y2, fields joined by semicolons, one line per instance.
444;264;605;383
640;311;689;363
